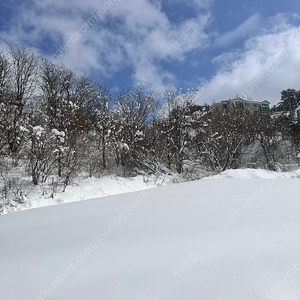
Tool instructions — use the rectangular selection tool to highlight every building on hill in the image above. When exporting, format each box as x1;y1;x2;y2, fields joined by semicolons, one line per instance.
212;97;270;115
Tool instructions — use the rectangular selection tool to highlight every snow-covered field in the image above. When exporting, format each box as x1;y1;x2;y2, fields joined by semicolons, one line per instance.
1;169;300;299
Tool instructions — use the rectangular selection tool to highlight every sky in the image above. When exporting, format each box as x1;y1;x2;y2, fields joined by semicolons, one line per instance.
0;0;299;105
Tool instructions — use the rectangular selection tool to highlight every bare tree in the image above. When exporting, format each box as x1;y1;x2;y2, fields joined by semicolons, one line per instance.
113;88;156;175
0;51;10;99
6;47;38;154
0;51;11;153
91;85;113;171
161;89;199;173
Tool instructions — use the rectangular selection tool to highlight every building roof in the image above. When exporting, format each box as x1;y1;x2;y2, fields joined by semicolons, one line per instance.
217;97;270;105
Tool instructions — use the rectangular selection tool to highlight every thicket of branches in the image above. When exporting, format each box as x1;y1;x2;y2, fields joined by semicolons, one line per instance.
1;47;300;209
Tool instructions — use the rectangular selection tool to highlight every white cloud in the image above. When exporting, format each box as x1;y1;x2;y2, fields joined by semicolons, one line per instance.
214;13;263;48
198;15;300;105
0;0;214;90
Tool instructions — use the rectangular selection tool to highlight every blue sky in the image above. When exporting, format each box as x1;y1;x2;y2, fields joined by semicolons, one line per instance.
0;0;300;104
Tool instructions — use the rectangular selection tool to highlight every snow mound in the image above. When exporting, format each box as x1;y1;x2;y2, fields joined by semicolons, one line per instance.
205;168;300;179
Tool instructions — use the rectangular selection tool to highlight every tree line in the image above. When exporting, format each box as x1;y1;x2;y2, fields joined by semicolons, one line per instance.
0;47;300;208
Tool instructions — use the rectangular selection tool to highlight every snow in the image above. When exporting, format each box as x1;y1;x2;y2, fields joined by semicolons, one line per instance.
206;168;300;179
1;169;300;299
19;125;29;132
51;129;65;137
15;174;176;212
32;125;44;136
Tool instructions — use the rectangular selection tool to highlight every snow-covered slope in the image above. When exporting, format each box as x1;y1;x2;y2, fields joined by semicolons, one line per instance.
2;174;178;214
1;175;300;299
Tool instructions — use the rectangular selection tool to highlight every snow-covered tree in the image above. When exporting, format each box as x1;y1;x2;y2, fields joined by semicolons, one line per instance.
160;89;200;173
112;88;156;175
